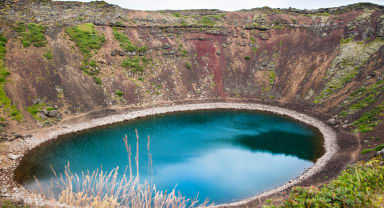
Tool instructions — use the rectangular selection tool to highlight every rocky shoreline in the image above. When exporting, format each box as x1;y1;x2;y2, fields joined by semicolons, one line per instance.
0;102;337;207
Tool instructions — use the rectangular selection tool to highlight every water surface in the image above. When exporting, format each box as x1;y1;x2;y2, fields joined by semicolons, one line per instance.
16;109;324;203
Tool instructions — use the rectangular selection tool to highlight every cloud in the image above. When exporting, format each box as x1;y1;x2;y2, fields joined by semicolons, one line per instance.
55;0;384;11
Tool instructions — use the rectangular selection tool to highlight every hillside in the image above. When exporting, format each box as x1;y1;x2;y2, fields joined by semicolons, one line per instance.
0;0;384;207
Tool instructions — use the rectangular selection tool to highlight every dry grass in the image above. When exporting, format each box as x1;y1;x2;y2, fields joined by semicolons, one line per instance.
31;130;212;208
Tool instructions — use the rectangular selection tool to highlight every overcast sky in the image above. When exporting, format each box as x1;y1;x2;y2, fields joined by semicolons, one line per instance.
56;0;384;11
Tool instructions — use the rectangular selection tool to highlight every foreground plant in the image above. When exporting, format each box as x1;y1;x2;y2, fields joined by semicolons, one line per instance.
264;156;384;208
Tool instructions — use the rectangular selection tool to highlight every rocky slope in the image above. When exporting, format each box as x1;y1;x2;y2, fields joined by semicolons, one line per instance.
0;0;384;205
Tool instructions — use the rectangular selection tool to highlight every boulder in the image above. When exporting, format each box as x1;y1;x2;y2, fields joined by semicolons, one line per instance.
111;49;121;56
38;112;48;120
8;154;20;160
32;98;41;105
162;44;171;49
326;118;337;125
47;110;61;119
240;31;247;38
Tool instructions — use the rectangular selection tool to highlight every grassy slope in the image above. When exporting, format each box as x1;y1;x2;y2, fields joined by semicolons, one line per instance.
0;35;23;122
264;157;384;208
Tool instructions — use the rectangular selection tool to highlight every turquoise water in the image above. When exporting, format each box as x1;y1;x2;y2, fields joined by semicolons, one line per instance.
16;109;324;203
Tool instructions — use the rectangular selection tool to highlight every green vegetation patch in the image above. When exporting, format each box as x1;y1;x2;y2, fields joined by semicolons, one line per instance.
340;80;384;117
178;44;188;57
185;62;192;69
121;56;151;73
16;22;47;47
43;49;53;60
265;157;384;208
199;14;224;26
269;71;276;84
115;89;123;97
0;35;23;122
352;102;384;133
172;12;182;18
93;76;102;85
340;37;353;45
66;23;105;57
314;39;384;104
25;101;56;121
66;23;105;82
113;27;148;53
361;144;384;155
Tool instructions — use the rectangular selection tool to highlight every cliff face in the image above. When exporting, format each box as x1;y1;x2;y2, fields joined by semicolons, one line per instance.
0;1;383;141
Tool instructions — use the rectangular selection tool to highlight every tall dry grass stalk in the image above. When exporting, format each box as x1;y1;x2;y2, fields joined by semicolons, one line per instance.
33;129;212;208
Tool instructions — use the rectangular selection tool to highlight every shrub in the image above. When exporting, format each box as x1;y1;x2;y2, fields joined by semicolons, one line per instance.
185;62;192;69
93;76;102;85
375;144;384;151
43;49;53;60
115;89;123;97
244;56;250;60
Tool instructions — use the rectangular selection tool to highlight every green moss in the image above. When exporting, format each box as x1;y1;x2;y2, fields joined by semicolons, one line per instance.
314;39;384;104
361;148;375;155
244;56;250;60
25;101;56;122
115;89;123;97
16;22;47;47
270;157;384;208
272;24;286;30
0;35;23;122
269;71;276;84
113;27;147;53
352;102;384;133
199;14;224;26
121;57;144;73
340;37;353;45
361;144;384;155
93;76;102;85
43;49;53;60
304;12;331;17
66;23;105;78
375;144;384;151
340;80;384;116
250;36;256;43
178;44;188;57
172;12;181;18
26;103;45;121
66;23;105;57
185;62;192;69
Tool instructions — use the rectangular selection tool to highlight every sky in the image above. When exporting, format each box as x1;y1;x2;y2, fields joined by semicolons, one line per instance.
55;0;384;11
